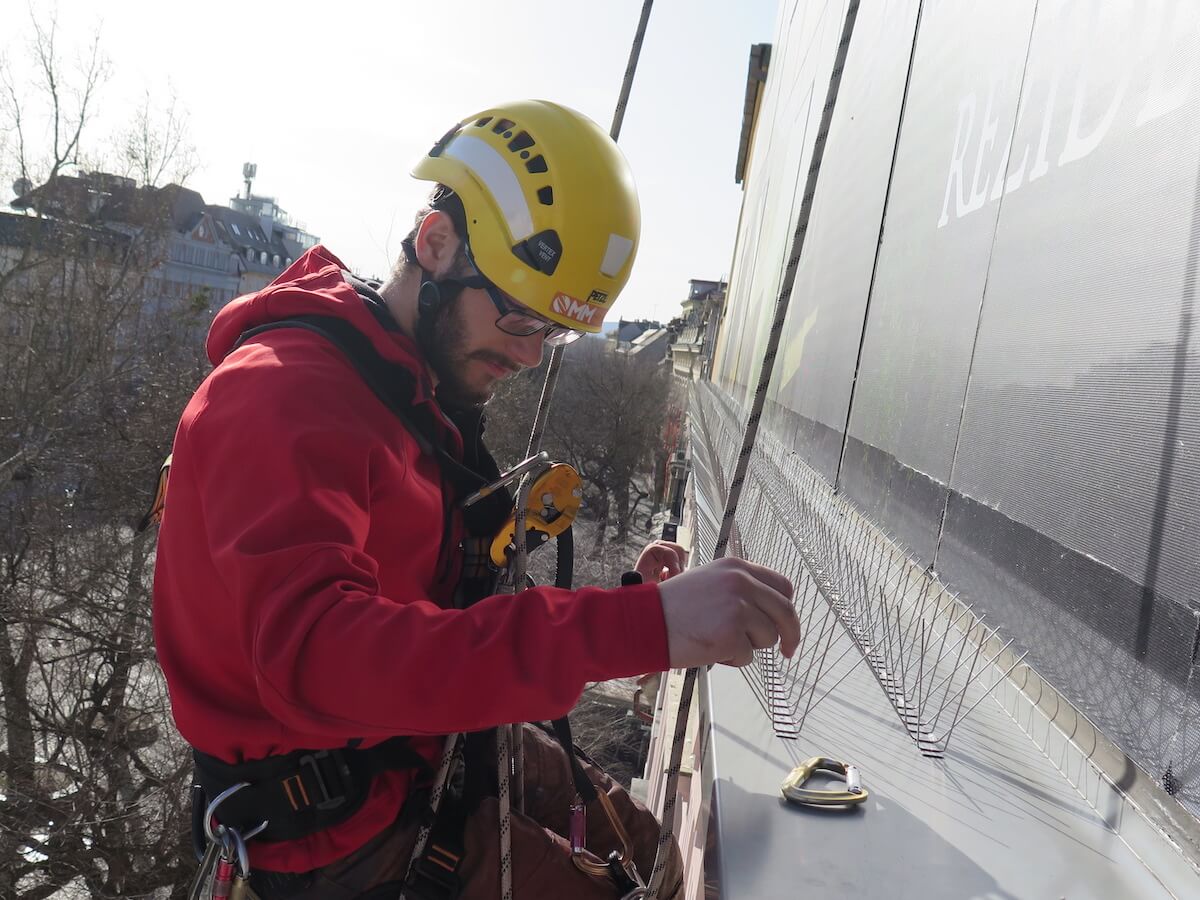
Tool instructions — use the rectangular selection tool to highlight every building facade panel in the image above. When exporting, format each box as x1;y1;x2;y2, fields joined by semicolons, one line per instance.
707;0;1200;820
839;0;1038;557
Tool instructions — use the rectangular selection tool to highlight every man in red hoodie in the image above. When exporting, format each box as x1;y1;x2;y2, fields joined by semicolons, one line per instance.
154;101;798;899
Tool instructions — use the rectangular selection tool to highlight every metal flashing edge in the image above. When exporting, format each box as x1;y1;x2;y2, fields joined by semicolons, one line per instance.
959;594;1200;896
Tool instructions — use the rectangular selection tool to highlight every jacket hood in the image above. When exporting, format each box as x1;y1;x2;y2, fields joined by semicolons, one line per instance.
206;245;425;376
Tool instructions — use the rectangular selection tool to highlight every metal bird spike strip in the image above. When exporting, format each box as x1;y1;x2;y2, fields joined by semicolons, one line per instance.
690;383;866;740
690;383;1027;756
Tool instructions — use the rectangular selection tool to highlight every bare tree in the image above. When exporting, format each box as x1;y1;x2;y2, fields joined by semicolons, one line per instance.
1;14;208;898
547;340;671;547
0;10;107;197
489;339;673;550
116;90;197;189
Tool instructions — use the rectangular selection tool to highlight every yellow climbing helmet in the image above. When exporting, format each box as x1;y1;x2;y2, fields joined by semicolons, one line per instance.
411;100;640;334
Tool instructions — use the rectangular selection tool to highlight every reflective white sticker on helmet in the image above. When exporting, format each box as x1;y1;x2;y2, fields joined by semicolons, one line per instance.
599;233;634;277
443;134;534;241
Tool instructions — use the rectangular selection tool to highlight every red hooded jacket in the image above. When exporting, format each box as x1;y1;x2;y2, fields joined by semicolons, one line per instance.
152;246;669;873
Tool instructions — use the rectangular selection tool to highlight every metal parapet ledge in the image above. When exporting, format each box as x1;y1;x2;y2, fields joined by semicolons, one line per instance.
646;382;1200;899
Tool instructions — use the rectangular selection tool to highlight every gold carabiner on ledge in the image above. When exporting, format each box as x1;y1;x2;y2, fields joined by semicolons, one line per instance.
781;757;869;807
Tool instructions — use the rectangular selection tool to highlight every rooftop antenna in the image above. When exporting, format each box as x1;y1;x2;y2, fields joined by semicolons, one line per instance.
242;163;257;200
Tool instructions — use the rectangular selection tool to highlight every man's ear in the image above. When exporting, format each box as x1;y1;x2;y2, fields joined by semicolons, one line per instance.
414;211;462;278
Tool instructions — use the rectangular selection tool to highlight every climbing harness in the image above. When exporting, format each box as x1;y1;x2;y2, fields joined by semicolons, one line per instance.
166;288;508;898
190;736;431;843
780;757;868;808
166;295;610;899
642;3;864;897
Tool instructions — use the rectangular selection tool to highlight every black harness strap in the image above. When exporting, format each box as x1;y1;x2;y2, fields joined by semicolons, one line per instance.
404;779;470;900
550;717;599;805
194;737;431;843
235;317;459;482
232;312;512;545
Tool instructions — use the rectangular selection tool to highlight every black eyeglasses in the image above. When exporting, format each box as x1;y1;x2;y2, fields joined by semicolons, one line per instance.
457;244;583;347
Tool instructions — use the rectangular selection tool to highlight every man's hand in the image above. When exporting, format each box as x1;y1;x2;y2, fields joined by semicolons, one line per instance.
657;557;799;669
634;539;689;583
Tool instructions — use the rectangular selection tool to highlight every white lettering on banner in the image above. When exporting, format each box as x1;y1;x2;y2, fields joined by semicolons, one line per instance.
936;0;1197;229
551;293;601;325
937;94;977;228
969;82;1001;210
1059;5;1130;167
1025;43;1065;185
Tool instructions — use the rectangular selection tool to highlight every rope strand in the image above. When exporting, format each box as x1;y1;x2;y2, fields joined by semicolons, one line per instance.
643;3;863;896
501;6;656;898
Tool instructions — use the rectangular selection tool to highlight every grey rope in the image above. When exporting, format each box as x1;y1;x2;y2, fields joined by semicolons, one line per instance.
610;0;655;143
501;346;565;900
501;4;656;896
642;3;863;896
510;348;566;588
508;0;654;587
497;723;515;900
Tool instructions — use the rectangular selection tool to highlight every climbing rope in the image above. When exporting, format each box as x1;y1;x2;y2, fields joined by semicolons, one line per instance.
398;733;462;900
501;4;656;898
642;3;863;896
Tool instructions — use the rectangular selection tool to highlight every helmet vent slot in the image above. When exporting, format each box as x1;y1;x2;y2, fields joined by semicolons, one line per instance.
492;118;516;134
475;116;493;128
525;155;549;174
507;131;536;153
537;186;554;206
429;124;461;158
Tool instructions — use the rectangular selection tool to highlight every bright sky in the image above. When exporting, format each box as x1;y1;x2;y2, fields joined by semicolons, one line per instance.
2;0;777;323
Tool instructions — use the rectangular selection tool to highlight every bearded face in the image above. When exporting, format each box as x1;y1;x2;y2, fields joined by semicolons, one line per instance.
423;289;528;409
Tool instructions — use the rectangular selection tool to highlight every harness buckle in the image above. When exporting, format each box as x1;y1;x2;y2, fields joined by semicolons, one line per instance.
298;750;349;811
780;756;869;807
404;848;462;900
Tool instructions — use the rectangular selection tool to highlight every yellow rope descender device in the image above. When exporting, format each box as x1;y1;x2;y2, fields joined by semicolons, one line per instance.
488;462;583;567
781;757;869;808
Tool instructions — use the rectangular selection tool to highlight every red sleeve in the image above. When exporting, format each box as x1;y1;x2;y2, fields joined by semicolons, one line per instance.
183;336;670;741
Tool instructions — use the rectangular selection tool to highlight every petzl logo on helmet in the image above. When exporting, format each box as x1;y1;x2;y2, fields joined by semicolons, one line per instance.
587;290;609;305
551;292;602;325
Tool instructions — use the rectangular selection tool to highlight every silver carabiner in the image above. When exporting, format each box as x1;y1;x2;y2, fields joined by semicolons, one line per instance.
203;782;269;844
205;784;248;844
224;824;251;879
